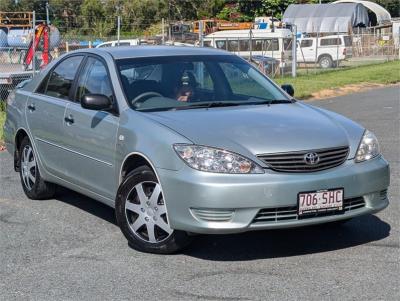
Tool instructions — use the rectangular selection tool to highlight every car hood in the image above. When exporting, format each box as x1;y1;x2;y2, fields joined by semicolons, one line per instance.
145;102;364;160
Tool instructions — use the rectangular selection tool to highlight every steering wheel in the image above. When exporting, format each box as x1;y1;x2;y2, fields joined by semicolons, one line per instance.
132;92;163;105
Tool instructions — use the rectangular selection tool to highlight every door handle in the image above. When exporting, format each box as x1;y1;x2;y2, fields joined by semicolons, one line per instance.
27;104;35;112
64;115;74;125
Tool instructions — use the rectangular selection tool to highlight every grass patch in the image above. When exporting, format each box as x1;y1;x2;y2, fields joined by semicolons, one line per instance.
275;60;400;99
0;110;5;147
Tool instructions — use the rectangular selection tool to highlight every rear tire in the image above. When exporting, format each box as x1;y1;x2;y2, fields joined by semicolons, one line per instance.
115;165;192;254
318;55;333;69
19;137;56;200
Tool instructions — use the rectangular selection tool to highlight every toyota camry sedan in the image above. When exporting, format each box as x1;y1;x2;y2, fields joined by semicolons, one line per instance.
3;46;390;253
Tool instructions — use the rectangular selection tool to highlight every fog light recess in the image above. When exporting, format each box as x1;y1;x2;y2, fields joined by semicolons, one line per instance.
190;208;234;222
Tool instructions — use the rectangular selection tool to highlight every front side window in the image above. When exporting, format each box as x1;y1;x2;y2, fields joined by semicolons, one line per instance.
300;39;313;48
75;57;113;102
116;55;289;112
44;55;83;100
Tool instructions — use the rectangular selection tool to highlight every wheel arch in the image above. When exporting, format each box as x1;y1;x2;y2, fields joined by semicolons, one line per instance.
317;53;333;62
119;152;159;185
118;152;172;227
14;128;30;171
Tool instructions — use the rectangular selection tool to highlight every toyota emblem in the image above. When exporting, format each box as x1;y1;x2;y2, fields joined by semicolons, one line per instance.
304;152;320;165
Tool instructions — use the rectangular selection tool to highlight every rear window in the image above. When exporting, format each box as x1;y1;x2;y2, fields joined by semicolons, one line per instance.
320;38;341;46
343;36;352;47
40;55;83;100
98;43;112;48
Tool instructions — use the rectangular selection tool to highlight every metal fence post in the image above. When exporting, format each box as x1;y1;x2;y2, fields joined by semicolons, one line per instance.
314;30;319;73
336;26;339;68
117;16;121;46
292;25;297;77
32;11;36;76
162;18;165;45
199;20;204;47
249;27;252;61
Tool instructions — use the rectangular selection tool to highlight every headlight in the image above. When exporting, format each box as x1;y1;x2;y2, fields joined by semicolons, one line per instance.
355;130;380;162
173;144;264;174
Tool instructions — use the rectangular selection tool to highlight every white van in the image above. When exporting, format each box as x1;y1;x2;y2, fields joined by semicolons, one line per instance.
95;39;142;48
204;29;293;67
297;35;352;68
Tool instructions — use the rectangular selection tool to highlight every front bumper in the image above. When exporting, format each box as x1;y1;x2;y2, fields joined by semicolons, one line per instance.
157;156;390;234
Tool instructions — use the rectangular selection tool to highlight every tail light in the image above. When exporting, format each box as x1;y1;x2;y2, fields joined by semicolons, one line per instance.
343;48;347;55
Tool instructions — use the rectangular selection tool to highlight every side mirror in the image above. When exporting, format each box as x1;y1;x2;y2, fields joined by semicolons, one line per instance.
81;94;112;111
281;84;295;97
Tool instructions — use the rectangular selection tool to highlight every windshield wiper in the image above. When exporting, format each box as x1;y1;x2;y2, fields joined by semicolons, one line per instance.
246;96;294;105
173;102;241;110
171;99;294;111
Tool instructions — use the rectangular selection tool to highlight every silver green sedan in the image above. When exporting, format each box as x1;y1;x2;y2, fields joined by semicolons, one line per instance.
3;46;390;253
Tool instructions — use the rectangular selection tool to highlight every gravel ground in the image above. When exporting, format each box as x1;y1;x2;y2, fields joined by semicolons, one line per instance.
0;86;399;301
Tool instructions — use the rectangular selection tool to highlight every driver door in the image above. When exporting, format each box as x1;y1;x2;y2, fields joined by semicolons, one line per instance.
61;56;119;199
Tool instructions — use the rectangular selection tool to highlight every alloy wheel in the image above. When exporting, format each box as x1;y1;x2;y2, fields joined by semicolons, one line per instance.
320;58;330;68
125;181;173;243
21;145;36;191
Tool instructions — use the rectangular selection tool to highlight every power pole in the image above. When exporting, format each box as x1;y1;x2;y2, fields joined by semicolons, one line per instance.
46;2;50;25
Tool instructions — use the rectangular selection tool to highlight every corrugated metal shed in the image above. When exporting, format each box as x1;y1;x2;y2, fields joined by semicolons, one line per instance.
283;3;369;33
333;1;391;24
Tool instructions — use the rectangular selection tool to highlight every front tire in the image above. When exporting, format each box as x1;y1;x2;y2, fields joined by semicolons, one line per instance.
115;165;192;254
19;137;56;199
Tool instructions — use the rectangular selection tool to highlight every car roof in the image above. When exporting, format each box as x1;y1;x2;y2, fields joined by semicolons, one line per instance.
80;45;230;59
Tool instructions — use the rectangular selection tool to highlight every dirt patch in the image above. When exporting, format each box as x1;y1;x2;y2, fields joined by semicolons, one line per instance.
308;83;399;100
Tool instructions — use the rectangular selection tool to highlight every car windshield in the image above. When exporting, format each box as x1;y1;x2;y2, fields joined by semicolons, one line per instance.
116;55;290;112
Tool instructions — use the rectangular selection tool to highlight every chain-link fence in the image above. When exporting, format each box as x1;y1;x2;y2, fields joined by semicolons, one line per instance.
1;12;399;103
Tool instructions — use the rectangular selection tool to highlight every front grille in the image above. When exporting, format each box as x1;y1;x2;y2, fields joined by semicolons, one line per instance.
257;146;349;172
253;197;365;223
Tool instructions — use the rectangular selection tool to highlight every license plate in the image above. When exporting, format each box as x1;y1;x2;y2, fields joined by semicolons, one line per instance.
298;189;344;216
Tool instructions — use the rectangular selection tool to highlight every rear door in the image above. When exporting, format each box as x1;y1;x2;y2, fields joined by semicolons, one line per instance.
61;56;119;199
26;55;84;177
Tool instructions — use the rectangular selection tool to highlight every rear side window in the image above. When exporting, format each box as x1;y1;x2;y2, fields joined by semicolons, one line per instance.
300;39;313;48
320;38;341;46
215;40;227;50
75;57;113;101
44;56;83;100
283;38;292;51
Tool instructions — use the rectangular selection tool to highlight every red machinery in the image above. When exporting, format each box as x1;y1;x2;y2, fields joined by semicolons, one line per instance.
24;23;50;70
